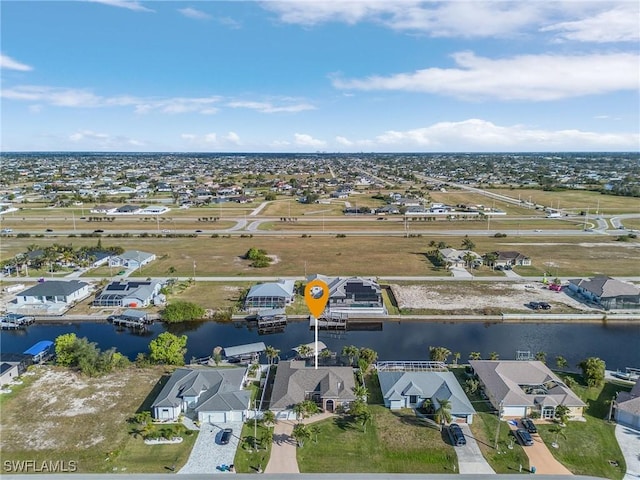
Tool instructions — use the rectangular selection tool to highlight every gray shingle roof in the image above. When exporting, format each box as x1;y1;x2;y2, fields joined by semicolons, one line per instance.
20;280;88;298
616;381;640;415
568;276;640;298
223;342;266;358
378;371;475;415
151;367;249;412
469;360;586;408
270;360;356;410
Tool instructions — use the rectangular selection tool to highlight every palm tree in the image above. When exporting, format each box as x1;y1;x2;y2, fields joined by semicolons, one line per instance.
483;252;498;270
358;348;378;368
309;424;320;444
453;352;461;365
433;398;452;430
535;351;547;364
555;355;568;370
292;423;311;447
429;346;451;363
555;404;570;425
464;378;480;394
265;345;280;366
261;410;276;427
296;344;312;359
167;266;177;275
461;235;475;251
462;251;476;268
469;352;482;361
293;403;306;422
489;352;500;360
549;424;567;447
353;384;368;401
359;408;373;433
342;345;359;366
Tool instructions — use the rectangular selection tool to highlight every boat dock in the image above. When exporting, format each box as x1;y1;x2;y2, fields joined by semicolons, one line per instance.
1;314;35;330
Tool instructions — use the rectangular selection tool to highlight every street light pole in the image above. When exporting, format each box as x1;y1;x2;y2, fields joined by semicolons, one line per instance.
494;400;503;450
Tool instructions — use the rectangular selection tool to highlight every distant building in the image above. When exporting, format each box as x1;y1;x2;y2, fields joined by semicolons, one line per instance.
567;276;640;310
93;279;162;308
307;274;386;318
10;280;91;315
244;280;296;311
109;250;156;269
488;251;532;268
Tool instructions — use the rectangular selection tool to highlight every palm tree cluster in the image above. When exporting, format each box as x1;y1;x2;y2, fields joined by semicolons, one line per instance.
2;241;124;274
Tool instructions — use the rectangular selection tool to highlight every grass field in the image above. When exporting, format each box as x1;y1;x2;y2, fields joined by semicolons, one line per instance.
2;234;639;279
428;190;544;217
0;365;196;474
296;405;457;473
233;422;273;473
535;375;631;480
488;189;640;214
261;200;347;217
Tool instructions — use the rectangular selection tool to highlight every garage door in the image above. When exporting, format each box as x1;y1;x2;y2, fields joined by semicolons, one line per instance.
228;410;244;422
502;406;526;418
205;412;226;424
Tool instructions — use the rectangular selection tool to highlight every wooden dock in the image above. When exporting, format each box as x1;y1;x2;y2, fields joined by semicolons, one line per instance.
1;314;35;330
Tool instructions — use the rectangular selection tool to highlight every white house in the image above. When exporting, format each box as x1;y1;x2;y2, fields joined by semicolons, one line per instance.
109;250;156;269
93;279;162;308
615;381;640;430
151;367;251;424
11;280;91;315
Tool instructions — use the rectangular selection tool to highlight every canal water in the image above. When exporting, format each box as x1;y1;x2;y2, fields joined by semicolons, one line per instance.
2;320;639;371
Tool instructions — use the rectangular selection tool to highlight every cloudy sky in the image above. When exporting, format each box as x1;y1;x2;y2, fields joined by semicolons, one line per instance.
1;0;639;152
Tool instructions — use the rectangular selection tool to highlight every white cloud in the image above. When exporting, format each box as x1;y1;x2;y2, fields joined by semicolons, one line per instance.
69;129;145;148
541;3;640;43
369;119;640;151
204;133;218;143
2;85;221;114
294;133;326;148
332;51;639;101
178;7;211;20
1;54;33;71
227;100;315;113
180;132;242;147
225;132;241;144
88;0;154;13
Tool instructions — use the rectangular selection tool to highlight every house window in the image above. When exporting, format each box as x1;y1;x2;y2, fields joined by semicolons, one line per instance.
409;395;418;404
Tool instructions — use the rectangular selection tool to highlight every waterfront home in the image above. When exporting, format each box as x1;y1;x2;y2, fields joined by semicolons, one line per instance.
0;363;19;387
306;274;387;318
93;279;162;308
567;276;640;310
470;360;586;420
10;280;91;315
377;361;475;423
243;279;296;311
615;380;640;430
270;360;357;419
151;367;251;424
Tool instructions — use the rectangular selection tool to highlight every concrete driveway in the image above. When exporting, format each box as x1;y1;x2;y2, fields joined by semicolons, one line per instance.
615;424;640;480
450;267;473;279
509;422;571;475
456;424;495;474
179;421;243;474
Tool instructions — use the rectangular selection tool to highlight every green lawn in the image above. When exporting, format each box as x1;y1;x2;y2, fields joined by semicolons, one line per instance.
233;422;273;473
535;375;631;480
297;406;457;473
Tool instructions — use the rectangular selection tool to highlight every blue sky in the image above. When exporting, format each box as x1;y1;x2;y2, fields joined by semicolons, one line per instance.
1;0;639;152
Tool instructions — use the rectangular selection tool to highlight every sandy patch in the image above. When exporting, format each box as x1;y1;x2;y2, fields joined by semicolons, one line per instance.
390;282;596;312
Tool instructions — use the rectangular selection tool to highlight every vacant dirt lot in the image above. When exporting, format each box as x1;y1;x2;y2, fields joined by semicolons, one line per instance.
0;365;164;452
390;282;598;312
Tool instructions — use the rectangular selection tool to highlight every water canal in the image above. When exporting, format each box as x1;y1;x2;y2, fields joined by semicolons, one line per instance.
2;319;639;371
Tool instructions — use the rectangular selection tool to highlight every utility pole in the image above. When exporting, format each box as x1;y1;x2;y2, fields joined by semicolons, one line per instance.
494;401;503;450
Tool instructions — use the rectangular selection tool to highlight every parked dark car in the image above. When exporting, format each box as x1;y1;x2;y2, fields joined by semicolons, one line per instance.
515;428;534;446
219;428;233;445
529;301;541;310
447;424;466;446
45;228;53;232
521;418;537;434
538;302;551;310
93;229;104;233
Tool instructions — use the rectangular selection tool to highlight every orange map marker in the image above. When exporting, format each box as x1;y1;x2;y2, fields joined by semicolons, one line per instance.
304;279;329;318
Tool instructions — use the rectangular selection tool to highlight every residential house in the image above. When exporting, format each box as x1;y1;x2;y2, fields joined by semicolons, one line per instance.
10;280;91;315
306;274;387;318
109;250;156;269
0;363;20;387
615;380;640;430
93;279;162;307
113;205;140;214
0;353;33;378
567;276;640;310
469;360;586;420
244;279;296;311
270;360;357;419
487;251;532;268
439;248;482;268
151;367;251;424
377;362;475;423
